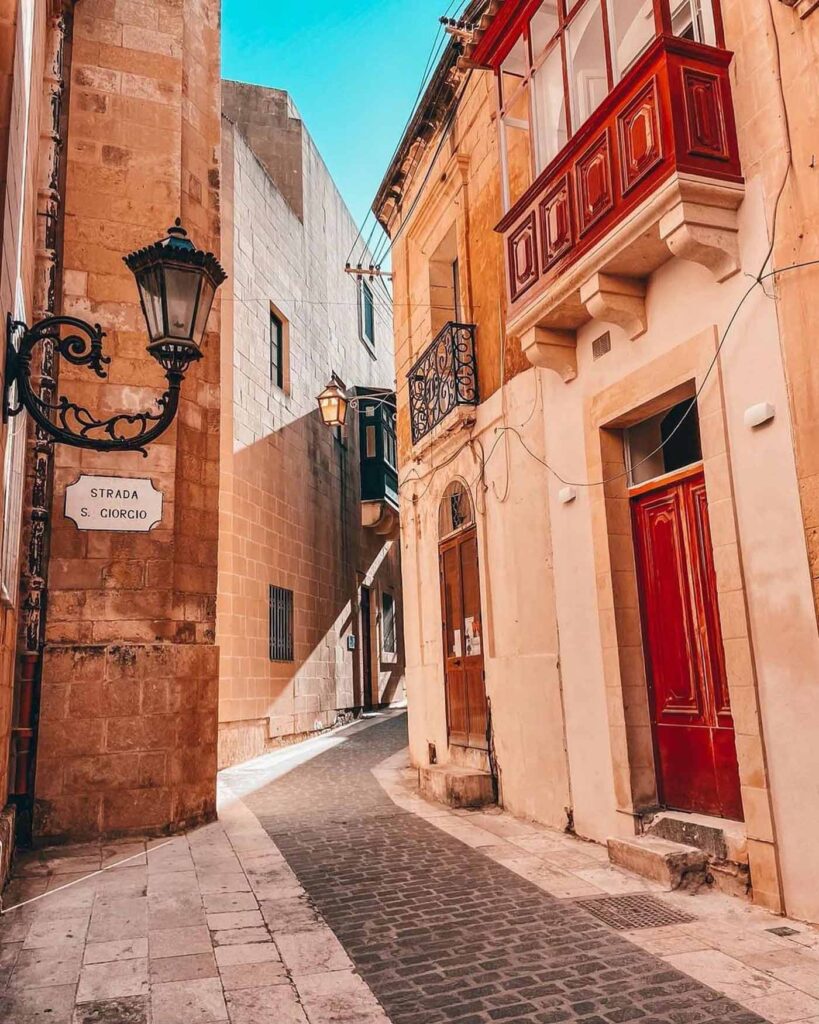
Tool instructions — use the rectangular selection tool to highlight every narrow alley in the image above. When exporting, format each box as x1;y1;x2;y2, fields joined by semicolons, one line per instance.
3;712;819;1023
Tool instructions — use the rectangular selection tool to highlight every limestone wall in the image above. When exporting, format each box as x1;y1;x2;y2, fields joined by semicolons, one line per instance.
217;92;404;767
33;0;223;841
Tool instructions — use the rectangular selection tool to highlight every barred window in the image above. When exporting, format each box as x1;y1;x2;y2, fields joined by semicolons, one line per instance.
382;592;397;654
269;585;294;662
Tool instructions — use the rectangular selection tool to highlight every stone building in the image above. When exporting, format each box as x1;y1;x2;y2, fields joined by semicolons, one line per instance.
217;82;404;768
0;0;223;872
375;0;819;925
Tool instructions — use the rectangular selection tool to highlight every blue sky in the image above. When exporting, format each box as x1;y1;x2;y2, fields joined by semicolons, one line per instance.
222;0;453;248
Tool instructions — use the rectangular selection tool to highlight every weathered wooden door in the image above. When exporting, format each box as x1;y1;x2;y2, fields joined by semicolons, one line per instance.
439;527;488;749
632;469;743;820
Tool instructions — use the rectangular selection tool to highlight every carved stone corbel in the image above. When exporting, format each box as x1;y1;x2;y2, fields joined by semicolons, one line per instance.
659;200;740;282
520;326;577;382
580;273;647;340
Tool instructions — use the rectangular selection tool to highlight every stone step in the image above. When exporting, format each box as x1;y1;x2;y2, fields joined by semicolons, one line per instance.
607;835;709;891
647;810;748;864
419;764;495;809
448;744;491;773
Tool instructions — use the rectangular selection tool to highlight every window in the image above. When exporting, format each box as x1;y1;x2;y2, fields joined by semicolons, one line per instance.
270;309;282;385
438;479;475;539
608;0;656;79
382;592;397;654
428;225;460;335
566;0;608;128
383;409;397;470
270;303;288;391
669;0;717;43
625;398;702;486
498;0;722;210
269;585;294;662
359;280;375;348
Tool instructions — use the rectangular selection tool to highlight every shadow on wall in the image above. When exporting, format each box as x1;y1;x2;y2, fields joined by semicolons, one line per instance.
217;405;405;768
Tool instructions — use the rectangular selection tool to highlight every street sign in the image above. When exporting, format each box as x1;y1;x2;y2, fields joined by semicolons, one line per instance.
64;475;163;533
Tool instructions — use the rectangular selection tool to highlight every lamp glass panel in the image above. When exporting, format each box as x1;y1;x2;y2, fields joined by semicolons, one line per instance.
566;0;608;130
192;277;216;349
321;396;344;426
164;266;199;340
137;265;165;342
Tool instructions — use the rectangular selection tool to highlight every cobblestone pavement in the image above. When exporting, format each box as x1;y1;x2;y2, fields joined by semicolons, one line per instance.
2;711;818;1024
235;713;770;1024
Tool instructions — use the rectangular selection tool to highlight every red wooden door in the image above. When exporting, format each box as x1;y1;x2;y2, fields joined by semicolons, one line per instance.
439;527;488;749
632;470;743;820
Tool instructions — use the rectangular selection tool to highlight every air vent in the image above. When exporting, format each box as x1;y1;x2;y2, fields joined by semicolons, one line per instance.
577;894;694;930
592;331;611;360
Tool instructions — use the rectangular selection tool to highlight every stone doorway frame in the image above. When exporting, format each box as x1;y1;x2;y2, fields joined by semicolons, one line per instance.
584;326;783;912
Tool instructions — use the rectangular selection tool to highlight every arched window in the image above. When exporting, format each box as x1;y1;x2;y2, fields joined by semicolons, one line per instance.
438;479;475;540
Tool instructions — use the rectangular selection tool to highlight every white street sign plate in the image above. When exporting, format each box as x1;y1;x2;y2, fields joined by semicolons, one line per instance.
64;475;163;533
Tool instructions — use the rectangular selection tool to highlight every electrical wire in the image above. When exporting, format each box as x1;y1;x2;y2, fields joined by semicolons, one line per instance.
374;68;476;271
345;0;465;270
370;2;477;267
757;0;794;282
400;259;819;504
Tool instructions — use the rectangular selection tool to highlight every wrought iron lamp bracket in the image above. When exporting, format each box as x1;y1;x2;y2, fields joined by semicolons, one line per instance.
4;313;199;457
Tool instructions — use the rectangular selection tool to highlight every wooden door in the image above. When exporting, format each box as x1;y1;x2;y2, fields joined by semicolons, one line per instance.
632;469;743;820
439;527;488;749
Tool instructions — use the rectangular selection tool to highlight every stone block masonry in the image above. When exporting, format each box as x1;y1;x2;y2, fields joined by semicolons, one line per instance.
35;643;218;838
31;0;224;842
217;83;405;767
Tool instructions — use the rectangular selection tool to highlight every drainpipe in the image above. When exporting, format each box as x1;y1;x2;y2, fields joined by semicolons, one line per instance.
10;0;75;842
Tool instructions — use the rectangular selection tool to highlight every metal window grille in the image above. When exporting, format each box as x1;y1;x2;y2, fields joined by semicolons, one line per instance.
269;585;294;662
382;592;397;654
592;330;611;360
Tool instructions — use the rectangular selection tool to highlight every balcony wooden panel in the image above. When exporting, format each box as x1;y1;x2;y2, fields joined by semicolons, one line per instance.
498;35;743;334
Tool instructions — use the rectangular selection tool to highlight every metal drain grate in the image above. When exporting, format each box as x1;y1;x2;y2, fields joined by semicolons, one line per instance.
577;894;695;931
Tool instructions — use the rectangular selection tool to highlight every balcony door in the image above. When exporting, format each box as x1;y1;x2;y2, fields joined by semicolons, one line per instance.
438;482;488;750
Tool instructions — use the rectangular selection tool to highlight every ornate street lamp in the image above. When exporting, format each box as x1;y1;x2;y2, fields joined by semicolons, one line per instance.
4;219;226;456
316;376;397;430
317;374;350;428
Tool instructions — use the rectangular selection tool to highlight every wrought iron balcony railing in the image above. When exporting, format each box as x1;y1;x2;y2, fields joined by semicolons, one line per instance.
408;322;478;445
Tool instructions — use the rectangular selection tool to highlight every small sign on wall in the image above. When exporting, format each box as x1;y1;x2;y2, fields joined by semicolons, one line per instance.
64;475;163;533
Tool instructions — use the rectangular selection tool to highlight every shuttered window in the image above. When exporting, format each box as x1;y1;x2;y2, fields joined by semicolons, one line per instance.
269;585;294;662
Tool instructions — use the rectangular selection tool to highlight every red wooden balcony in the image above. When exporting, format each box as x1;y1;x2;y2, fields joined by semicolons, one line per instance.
496;33;744;362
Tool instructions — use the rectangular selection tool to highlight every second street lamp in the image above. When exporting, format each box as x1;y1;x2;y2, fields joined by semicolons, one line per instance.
316;376;396;430
317;375;350;428
4;219;226;456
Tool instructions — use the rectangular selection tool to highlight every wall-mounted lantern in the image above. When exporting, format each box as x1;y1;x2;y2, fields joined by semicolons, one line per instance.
4;219;226;456
316;375;396;429
317;374;351;428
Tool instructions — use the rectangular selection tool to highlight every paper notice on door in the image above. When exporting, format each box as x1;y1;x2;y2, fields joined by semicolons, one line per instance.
464;616;482;657
452;629;462;658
